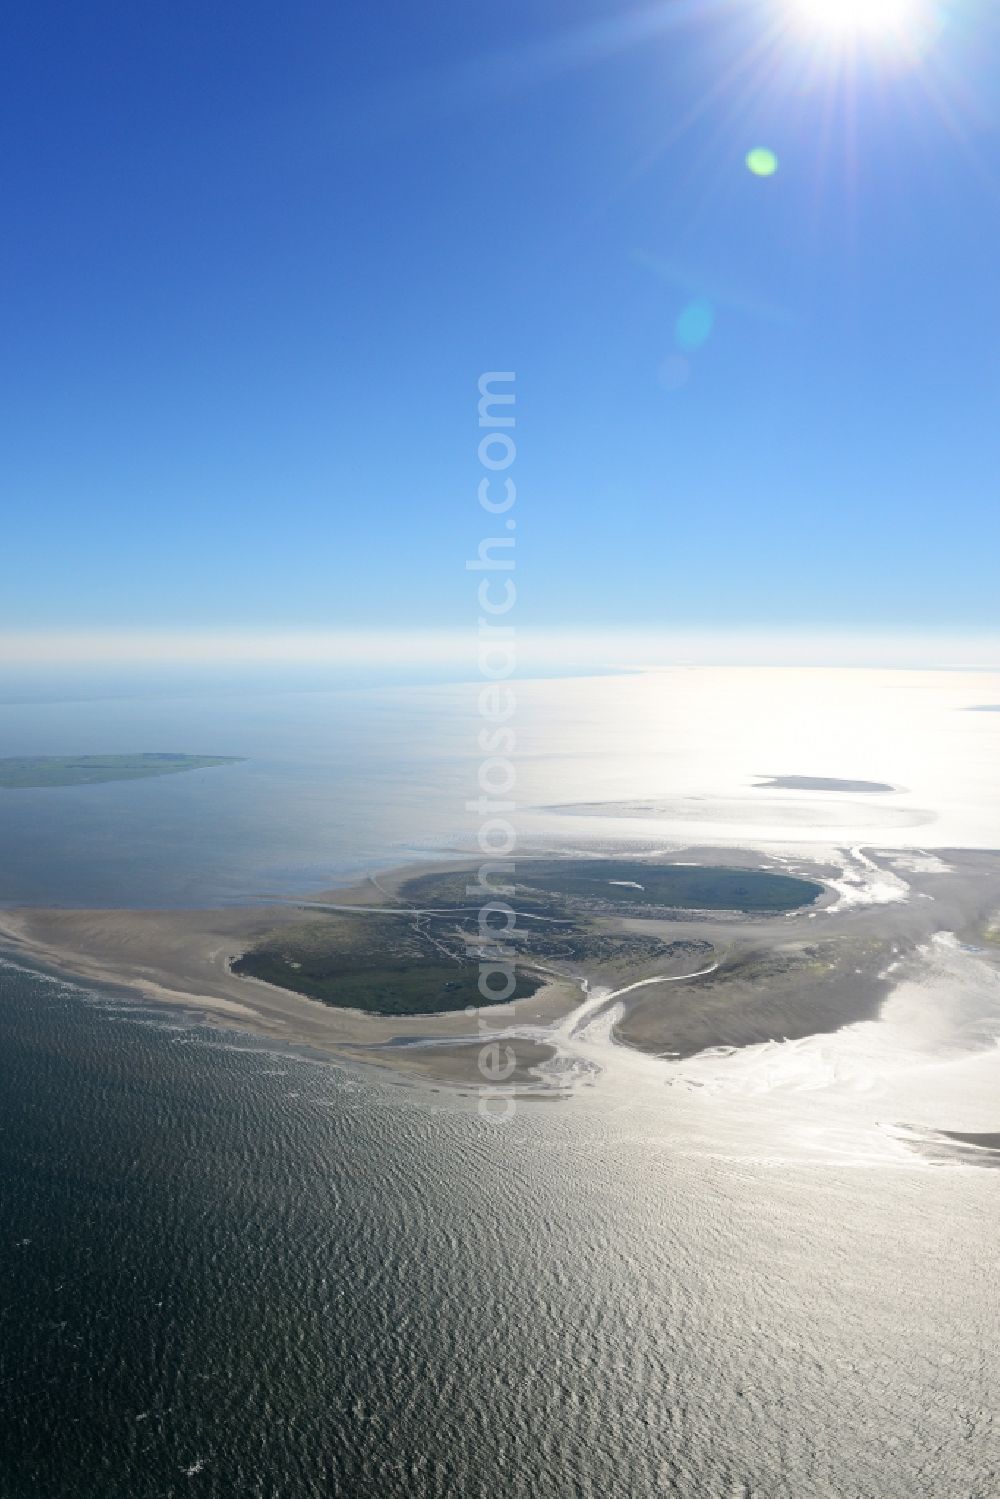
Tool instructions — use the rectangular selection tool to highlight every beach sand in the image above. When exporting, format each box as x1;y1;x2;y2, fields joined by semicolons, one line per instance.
0;891;575;1088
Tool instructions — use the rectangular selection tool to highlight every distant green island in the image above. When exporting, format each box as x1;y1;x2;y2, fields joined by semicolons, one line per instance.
0;753;245;789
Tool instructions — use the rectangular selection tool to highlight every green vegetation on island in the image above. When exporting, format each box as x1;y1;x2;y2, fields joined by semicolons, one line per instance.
0;753;245;789
232;912;544;1016
400;859;824;915
233;858;824;1016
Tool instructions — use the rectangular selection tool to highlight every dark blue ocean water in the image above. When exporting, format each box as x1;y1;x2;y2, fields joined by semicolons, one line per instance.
2;962;534;1498
3;961;999;1499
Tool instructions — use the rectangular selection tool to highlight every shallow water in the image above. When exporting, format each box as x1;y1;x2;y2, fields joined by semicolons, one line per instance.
1;666;999;906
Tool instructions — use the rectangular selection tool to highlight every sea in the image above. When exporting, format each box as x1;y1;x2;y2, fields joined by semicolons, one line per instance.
2;666;1000;1497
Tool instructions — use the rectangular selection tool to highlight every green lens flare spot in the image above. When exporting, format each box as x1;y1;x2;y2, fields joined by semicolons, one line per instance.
746;147;779;178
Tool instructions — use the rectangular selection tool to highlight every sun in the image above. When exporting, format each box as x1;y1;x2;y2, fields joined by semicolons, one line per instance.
786;0;925;43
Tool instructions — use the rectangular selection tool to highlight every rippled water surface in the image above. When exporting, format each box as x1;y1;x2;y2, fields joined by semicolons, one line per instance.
2;964;998;1498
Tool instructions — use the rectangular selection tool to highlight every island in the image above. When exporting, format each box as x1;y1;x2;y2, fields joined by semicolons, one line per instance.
5;846;1000;1094
0;753;245;789
754;774;895;793
231;858;824;1016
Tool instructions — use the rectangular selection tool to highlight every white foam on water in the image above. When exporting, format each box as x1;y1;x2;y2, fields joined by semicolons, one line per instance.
826;847;910;911
877;849;956;875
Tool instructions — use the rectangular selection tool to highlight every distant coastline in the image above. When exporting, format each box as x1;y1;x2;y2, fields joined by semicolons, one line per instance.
0;753;245;789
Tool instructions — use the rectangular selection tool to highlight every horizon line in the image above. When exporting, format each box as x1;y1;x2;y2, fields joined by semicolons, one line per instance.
1;626;999;672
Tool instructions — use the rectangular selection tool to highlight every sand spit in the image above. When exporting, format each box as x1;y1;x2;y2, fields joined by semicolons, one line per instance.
0;894;575;1089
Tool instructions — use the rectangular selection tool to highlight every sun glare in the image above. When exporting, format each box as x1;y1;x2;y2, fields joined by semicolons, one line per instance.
787;0;924;43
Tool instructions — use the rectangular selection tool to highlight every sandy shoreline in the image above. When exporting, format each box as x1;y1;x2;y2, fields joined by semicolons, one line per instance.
0;875;581;1090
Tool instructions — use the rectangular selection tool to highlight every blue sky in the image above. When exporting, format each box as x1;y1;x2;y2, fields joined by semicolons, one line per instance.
3;0;1000;649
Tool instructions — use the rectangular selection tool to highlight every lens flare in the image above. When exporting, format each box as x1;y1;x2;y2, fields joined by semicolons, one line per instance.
675;300;715;352
746;147;779;177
